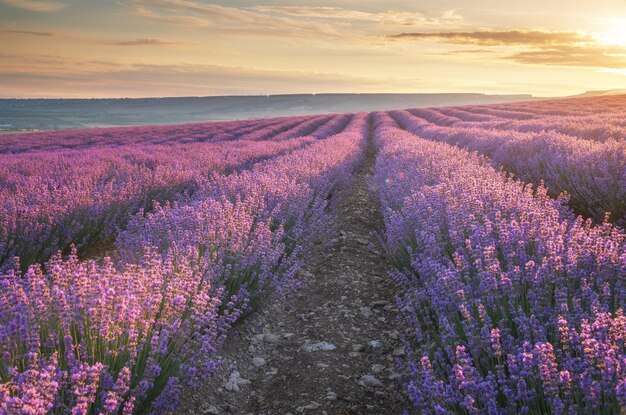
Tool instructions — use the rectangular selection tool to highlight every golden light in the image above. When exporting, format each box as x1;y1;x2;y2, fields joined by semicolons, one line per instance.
594;19;626;46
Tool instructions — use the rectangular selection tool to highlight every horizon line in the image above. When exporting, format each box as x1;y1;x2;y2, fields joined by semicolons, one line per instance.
0;91;545;100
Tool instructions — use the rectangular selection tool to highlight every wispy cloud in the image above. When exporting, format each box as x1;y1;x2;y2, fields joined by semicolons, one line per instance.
251;6;378;19
388;30;587;46
510;45;626;68
441;48;498;55
103;38;179;46
1;28;56;36
387;29;626;69
251;6;462;26
1;0;66;12
0;54;420;97
129;0;341;39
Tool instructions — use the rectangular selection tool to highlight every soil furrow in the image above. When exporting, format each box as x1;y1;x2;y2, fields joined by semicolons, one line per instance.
182;134;408;414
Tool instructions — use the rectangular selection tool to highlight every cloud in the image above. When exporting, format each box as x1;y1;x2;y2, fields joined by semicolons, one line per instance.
387;28;626;69
1;28;56;36
251;6;372;19
1;0;66;12
250;6;460;26
128;1;464;42
0;54;421;97
387;30;587;46
510;45;626;69
103;38;179;46
128;0;340;39
441;48;498;55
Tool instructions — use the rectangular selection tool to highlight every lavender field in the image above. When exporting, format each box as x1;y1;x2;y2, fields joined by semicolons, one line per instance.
1;94;626;414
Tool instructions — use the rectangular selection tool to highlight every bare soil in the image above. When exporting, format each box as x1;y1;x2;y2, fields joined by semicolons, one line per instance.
180;139;410;414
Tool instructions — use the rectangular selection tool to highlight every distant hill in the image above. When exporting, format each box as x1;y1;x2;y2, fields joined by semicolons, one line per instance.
0;93;535;132
572;89;626;98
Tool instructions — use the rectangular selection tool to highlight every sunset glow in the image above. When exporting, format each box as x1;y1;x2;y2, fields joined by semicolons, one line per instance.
595;19;626;47
1;1;626;97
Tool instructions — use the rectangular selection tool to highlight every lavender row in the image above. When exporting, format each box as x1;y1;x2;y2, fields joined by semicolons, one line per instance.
407;107;626;141
421;98;626;143
0;114;353;270
431;107;502;123
0;114;319;154
0;117;265;154
502;95;626;116
391;109;626;224
236;114;330;141
269;114;351;141
434;106;626;142
116;113;369;286
0;137;312;270
0;113;368;414
457;105;539;120
481;114;626;143
371;112;626;414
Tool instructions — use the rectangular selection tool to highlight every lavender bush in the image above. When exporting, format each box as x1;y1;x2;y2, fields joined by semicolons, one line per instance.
372;112;626;414
0;113;367;413
0;114;354;270
391;109;626;224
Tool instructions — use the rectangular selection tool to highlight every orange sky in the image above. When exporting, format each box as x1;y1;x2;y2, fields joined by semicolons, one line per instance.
2;0;626;98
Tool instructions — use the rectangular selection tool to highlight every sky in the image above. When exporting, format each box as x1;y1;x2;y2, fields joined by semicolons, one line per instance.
2;0;626;97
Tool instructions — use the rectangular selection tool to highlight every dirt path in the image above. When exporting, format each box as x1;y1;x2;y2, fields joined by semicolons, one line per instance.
181;138;408;414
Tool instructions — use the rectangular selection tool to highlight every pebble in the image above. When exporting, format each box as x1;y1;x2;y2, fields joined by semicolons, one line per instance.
388;372;402;381
359;374;383;388
368;340;382;349
392;347;406;356
302;341;336;352
388;330;399;340
371;364;385;373
352;344;365;352
224;371;251;392
348;352;361;358
299;270;315;279
360;307;374;317
371;300;390;308
252;357;266;367
263;333;279;344
296;402;321;413
202;404;220;414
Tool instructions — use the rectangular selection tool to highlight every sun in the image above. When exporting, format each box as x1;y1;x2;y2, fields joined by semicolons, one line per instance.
594;19;626;47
